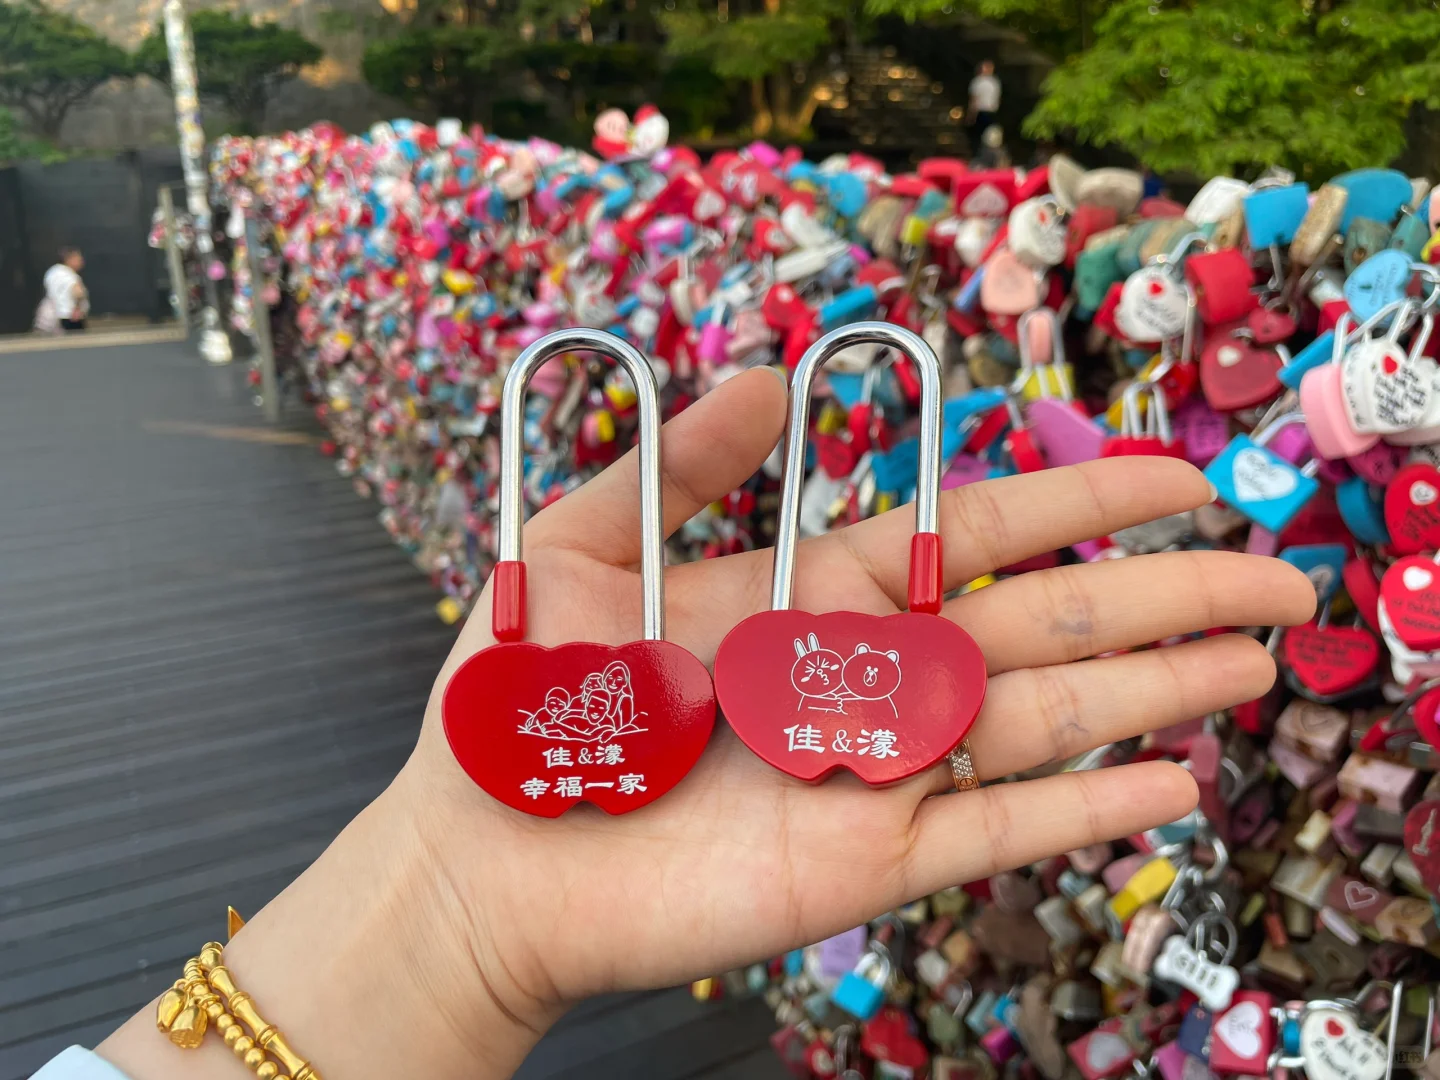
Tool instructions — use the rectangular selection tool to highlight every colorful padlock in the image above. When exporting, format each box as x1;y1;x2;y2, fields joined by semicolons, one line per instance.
1205;412;1321;533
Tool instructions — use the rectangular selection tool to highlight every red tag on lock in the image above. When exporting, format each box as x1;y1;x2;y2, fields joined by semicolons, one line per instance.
443;331;716;818
1282;623;1381;697
1380;555;1440;651
1344;557;1383;633
1208;991;1275;1076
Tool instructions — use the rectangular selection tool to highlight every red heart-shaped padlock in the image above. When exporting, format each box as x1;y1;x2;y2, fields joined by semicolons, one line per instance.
715;610;986;783
1281;624;1380;697
1343;557;1382;632
1200;331;1284;412
1403;799;1440;898
1380;555;1440;651
715;323;987;786
443;328;716;818
1246;305;1298;345
1385;462;1440;555
444;641;714;817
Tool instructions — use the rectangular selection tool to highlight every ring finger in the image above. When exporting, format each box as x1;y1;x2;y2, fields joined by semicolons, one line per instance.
908;633;1275;797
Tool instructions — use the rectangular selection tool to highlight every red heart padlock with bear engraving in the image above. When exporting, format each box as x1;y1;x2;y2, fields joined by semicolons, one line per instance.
443;328;715;817
714;323;987;784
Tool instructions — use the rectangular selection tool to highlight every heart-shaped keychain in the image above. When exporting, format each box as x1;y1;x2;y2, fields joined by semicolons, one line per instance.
1384;461;1440;554
1379;554;1440;652
443;328;716;817
1282;622;1380;698
715;323;987;784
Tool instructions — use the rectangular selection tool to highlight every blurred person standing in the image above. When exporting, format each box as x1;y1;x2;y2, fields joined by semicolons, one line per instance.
44;247;90;332
967;59;1002;145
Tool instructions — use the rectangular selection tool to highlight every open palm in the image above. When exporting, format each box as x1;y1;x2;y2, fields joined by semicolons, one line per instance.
404;366;1313;1017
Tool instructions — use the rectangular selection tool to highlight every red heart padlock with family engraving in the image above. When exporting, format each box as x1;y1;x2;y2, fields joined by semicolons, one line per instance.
443;328;715;817
714;323;988;784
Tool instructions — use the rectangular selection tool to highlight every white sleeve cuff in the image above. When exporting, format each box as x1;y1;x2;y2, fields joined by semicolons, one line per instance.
30;1046;134;1080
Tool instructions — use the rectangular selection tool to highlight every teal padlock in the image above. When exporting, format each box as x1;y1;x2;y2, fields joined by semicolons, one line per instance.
1343;218;1394;276
1391;195;1433;260
1204;413;1319;532
1116;219;1161;276
1336;475;1390;546
830;944;892;1020
1075;242;1124;317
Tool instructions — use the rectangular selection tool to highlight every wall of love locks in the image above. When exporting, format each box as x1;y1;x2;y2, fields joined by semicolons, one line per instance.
213;113;1440;1080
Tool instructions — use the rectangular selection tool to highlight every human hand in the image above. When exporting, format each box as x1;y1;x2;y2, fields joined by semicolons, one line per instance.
99;367;1314;1080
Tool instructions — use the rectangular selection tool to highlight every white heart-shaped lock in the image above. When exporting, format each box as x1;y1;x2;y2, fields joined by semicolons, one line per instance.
1300;1009;1388;1080
1213;1000;1265;1059
1008;197;1067;268
1343;339;1433;434
1115;266;1190;342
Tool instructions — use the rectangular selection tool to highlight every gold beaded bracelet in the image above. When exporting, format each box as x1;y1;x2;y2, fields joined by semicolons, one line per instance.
154;909;322;1080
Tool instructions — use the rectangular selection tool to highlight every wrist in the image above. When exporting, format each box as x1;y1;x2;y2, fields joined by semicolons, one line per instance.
98;764;559;1080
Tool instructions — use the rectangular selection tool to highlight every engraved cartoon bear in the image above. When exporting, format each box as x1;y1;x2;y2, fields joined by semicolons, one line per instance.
841;643;902;716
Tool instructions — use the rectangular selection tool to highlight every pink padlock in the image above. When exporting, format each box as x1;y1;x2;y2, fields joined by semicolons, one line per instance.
696;304;732;367
1300;362;1380;459
725;307;774;360
1028;398;1106;467
1245;524;1280;556
1349;440;1408;485
942;453;990;489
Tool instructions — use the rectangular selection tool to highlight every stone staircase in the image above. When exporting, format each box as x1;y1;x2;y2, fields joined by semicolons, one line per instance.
810;17;1058;165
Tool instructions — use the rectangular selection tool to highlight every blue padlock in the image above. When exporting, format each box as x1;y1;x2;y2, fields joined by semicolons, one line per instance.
1243;183;1310;248
1279;543;1348;604
1205;413;1319;533
1336;475;1390;546
830;944;892;1020
1332;168;1413;232
1344;249;1411;322
820;284;878;330
871;435;919;493
1177;1003;1215;1061
826;173;869;219
1392;199;1433;260
966;988;1001;1035
954;264;986;312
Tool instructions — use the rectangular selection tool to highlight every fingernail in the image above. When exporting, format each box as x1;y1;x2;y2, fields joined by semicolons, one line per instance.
768;364;789;387
1206;481;1219;503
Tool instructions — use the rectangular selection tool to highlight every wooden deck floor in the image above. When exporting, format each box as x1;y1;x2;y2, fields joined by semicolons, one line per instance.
0;340;784;1080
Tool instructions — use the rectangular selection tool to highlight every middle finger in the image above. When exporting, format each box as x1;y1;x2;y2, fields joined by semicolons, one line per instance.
951;549;1315;674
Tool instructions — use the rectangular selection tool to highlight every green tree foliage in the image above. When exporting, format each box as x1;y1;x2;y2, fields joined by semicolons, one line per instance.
660;0;854;138
868;0;1440;179
0;104;63;162
361;24;508;124
136;10;322;135
0;0;131;139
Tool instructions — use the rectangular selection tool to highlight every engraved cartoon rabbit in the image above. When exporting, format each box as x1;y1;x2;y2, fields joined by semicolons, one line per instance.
790;633;848;712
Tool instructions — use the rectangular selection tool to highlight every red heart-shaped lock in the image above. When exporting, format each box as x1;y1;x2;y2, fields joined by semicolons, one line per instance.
1200;331;1283;412
1380;555;1440;651
1385;462;1440;555
445;641;715;817
714;609;986;784
1281;624;1380;697
862;1007;931;1068
1343;557;1382;632
1403;799;1440;898
1247;306;1298;345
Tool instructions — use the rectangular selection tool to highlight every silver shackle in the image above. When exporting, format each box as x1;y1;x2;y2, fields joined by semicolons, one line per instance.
772;321;943;611
498;327;666;640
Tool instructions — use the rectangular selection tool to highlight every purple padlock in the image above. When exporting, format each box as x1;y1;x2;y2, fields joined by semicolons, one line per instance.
746;140;783;169
1245;523;1279;556
1169;398;1230;468
942;453;990;490
416;312;440;350
815;926;868;979
1349;440;1407;486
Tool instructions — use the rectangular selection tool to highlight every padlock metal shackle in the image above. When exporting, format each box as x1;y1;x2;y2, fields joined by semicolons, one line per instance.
495;327;665;641
772;321;943;613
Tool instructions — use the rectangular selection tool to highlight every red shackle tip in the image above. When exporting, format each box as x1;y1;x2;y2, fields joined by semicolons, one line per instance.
491;560;527;642
907;532;943;615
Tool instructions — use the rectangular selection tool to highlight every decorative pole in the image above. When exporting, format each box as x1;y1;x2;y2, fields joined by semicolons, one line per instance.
163;0;231;365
